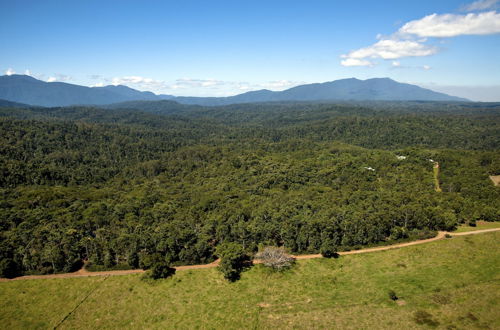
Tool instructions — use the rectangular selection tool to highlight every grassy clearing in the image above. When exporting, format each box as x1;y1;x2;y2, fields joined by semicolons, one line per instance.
1;232;499;329
433;163;442;192
455;221;500;233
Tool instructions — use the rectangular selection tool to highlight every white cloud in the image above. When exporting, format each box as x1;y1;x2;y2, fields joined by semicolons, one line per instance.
260;80;302;89
340;58;374;67
5;68;15;75
392;61;401;67
399;11;500;37
112;76;158;85
174;78;225;88
340;6;500;67
341;39;437;65
422;65;431;70
25;69;32;76
87;74;304;96
461;0;499;12
110;76;167;93
46;74;72;83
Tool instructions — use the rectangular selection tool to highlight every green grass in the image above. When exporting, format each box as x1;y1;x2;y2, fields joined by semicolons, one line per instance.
1;232;499;329
455;221;500;233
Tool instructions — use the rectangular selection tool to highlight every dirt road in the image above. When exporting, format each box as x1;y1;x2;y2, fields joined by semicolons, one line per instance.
1;228;498;282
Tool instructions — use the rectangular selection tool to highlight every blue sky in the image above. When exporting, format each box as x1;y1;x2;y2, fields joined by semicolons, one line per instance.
1;0;500;100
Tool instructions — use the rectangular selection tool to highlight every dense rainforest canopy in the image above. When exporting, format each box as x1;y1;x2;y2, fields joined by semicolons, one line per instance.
0;101;499;277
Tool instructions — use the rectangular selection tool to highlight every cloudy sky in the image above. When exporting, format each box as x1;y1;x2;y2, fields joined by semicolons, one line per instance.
1;0;500;100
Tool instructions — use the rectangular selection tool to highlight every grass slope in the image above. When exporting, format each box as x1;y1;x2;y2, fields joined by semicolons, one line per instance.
1;232;499;329
455;221;500;233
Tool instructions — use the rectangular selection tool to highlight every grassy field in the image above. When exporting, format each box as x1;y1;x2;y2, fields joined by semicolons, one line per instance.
1;232;499;329
455;221;500;233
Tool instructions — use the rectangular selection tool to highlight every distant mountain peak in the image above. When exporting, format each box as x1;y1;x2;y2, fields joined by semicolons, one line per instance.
0;74;469;107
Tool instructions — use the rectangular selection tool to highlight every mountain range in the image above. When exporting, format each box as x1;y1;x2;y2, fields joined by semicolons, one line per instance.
0;74;468;107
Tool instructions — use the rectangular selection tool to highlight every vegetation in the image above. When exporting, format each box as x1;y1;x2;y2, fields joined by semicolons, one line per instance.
216;242;251;281
320;239;339;258
141;253;176;280
455;221;500;233
0;232;498;329
0;102;499;276
255;246;295;271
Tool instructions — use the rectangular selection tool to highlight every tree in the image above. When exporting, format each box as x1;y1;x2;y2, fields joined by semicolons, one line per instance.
141;253;175;280
216;242;250;281
255;246;295;271
0;258;20;279
320;239;339;258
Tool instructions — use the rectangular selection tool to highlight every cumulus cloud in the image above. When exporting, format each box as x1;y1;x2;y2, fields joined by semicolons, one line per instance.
340;58;374;67
399;11;500;37
461;0;499;12
340;39;437;66
5;68;15;75
392;61;401;67
89;74;304;96
46;74;72;83
340;4;500;67
422;65;432;70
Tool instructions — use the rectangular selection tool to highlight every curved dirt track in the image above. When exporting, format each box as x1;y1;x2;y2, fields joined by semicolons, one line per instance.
1;228;498;282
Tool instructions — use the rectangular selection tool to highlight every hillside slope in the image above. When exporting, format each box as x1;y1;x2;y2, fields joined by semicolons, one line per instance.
0;75;467;107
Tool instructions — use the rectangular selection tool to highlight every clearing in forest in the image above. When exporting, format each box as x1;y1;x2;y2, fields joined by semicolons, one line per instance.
433;162;442;192
1;232;499;329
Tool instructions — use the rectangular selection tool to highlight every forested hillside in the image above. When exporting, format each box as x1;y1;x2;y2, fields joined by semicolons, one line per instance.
0;102;499;277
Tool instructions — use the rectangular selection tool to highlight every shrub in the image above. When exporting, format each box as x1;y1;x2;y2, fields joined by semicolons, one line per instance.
216;242;251;281
141;253;176;280
390;227;408;240
388;289;398;301
255;246;295;271
320;239;339;258
445;233;452;239
0;258;20;279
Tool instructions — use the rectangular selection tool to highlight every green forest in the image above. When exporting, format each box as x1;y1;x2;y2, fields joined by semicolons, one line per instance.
1;101;499;277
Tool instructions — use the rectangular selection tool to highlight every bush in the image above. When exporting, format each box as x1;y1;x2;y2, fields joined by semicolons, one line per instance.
255;246;295;271
320;239;339;258
388;289;398;301
141;253;176;280
0;258;20;278
389;227;408;240
216;242;251;281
